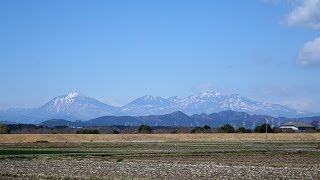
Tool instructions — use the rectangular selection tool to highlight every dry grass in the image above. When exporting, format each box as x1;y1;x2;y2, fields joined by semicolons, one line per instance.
0;133;320;143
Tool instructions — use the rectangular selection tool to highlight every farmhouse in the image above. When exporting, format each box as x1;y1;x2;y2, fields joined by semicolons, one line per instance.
279;122;316;132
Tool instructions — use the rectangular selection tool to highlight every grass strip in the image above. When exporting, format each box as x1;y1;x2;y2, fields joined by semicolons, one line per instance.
0;149;82;155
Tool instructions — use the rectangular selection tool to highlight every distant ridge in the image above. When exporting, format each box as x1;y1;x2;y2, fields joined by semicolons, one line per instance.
40;110;320;129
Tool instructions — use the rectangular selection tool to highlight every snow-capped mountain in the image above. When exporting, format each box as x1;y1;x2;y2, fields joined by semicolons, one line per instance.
0;93;120;123
124;95;170;107
168;96;183;104
38;93;120;120
120;91;304;117
121;95;170;115
0;91;309;124
170;92;302;117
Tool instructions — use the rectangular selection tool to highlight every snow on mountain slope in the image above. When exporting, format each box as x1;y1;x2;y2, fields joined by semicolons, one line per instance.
120;91;302;117
121;95;170;115
38;93;120;120
171;92;300;117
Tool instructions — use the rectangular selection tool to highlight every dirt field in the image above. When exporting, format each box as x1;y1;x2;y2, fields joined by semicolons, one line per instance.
1;133;320;143
0;134;320;179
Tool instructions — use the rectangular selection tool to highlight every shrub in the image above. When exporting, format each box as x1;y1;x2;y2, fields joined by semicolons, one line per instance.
221;124;235;133
191;127;204;133
191;125;212;133
76;129;100;134
171;129;178;134
112;130;120;134
254;123;273;133
138;125;153;134
0;124;10;134
236;127;246;133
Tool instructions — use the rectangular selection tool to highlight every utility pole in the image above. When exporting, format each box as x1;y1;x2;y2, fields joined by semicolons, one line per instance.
202;114;204;126
266;118;268;151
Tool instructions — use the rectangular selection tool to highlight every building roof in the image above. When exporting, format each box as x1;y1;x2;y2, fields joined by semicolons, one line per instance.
280;122;315;128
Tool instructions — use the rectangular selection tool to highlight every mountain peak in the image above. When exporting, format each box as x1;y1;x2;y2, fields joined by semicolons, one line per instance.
128;95;169;105
51;92;84;107
66;92;80;98
122;95;170;115
168;96;182;103
168;111;188;116
198;91;222;97
143;95;162;101
38;92;118;119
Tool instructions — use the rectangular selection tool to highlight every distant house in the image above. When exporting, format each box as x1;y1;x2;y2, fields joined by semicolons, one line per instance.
279;122;316;132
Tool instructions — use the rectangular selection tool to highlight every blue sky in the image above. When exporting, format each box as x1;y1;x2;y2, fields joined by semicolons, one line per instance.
0;0;320;112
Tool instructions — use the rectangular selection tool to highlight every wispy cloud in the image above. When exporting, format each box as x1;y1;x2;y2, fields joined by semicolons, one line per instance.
297;37;320;67
283;0;320;30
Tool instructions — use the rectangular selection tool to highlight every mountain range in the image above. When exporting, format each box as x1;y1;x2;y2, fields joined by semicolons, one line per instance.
39;110;319;129
0;92;314;124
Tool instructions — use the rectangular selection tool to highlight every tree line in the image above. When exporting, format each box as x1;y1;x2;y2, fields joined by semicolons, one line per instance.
0;123;318;134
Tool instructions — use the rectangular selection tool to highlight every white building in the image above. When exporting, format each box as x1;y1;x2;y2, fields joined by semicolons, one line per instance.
279;122;315;132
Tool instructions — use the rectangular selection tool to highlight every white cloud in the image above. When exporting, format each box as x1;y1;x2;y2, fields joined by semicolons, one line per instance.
281;0;320;67
297;37;320;67
283;0;320;30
